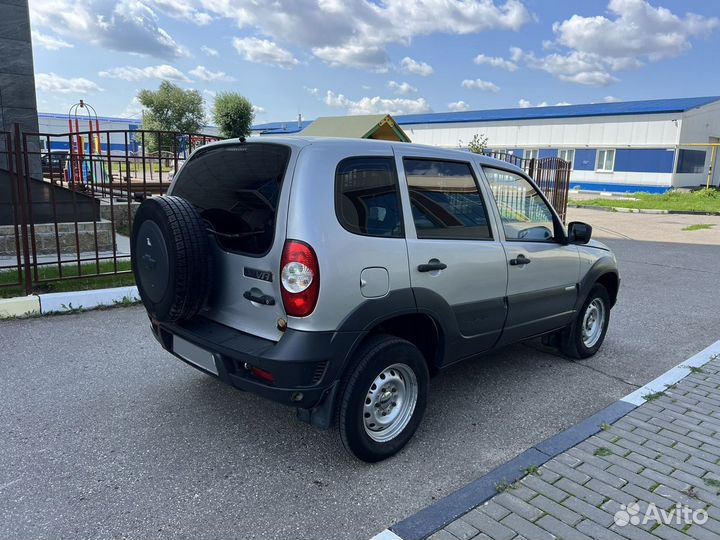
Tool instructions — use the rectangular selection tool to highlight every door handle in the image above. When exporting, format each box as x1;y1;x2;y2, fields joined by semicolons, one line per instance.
509;254;531;266
243;290;275;305
418;260;447;272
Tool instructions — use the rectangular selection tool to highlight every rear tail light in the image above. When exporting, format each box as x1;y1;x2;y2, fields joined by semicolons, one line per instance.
280;240;319;317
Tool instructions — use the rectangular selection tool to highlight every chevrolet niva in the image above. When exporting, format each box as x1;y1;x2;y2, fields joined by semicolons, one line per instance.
131;137;619;462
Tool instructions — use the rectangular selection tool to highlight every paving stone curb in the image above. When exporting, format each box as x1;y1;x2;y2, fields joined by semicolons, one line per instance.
372;340;720;540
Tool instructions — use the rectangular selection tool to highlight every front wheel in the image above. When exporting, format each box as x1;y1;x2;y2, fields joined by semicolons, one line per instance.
338;335;429;462
561;284;611;359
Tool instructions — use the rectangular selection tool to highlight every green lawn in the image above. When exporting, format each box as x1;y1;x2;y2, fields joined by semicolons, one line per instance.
0;259;135;298
572;188;720;213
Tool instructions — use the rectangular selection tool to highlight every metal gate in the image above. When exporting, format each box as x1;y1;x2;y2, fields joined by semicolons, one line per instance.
0;124;218;296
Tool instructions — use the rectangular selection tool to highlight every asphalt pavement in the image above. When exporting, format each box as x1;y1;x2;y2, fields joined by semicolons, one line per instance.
1;236;719;539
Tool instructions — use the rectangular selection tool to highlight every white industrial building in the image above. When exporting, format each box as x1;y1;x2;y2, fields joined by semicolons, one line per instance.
254;96;720;193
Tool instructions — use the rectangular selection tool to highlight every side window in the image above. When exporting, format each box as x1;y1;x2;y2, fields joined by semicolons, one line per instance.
483;167;556;242
335;156;404;238
404;158;492;240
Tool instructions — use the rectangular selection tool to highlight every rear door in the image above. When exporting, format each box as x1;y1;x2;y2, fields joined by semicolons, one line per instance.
396;153;508;362
480;166;580;343
170;142;297;341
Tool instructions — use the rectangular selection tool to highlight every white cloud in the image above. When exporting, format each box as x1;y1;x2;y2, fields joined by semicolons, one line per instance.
189;65;235;81
232;37;300;68
313;44;388;71
400;56;434;76
513;0;719;86
199;0;531;71
29;0;188;59
203;89;217;98
252;105;266;115
323;90;431;115
117;96;143;118
554;0;718;61
473;53;517;71
461;79;500;92
448;100;471;112
99;64;191;82
304;86;320;96
603;95;620;102
32;30;73;50
387;81;417;95
201;45;219;56
36;73;104;94
518;99;550;108
144;0;213;25
511;48;618;86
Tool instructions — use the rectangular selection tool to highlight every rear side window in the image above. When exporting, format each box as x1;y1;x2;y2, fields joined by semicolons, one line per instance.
335;157;404;238
404;158;492;240
173;143;290;255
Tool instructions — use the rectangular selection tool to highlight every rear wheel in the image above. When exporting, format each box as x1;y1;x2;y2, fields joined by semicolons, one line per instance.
561;284;611;359
338;335;429;462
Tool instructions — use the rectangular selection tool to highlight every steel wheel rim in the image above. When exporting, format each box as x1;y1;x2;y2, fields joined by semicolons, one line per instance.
582;298;605;348
363;363;418;443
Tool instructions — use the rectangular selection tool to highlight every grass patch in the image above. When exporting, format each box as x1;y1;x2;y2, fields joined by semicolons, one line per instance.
704;478;720;488
682;365;705;374
682;223;715;231
594;447;612;457
572;188;720;212
0;259;134;298
495;480;516;493
523;464;541;476
642;390;665;401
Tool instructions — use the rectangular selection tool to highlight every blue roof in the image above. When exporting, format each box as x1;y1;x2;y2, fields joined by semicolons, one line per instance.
252;96;720;133
252;120;313;134
39;111;142;124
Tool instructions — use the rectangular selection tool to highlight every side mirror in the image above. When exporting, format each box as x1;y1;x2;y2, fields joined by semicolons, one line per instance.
568;221;592;244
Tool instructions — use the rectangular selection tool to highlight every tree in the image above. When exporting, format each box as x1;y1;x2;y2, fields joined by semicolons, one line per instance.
466;133;488;154
212;92;255;139
137;81;205;151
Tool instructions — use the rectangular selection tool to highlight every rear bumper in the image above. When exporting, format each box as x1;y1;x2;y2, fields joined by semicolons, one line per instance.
152;316;361;412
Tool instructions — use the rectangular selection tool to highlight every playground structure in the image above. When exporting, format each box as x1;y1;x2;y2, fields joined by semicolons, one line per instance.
65;100;110;190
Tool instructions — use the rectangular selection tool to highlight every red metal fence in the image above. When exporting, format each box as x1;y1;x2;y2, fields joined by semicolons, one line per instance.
0;127;571;296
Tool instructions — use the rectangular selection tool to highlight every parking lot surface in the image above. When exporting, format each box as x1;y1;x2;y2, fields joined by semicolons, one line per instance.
1;234;719;539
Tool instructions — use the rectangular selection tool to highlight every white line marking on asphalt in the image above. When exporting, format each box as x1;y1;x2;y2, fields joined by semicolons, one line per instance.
369;528;404;540
621;339;720;406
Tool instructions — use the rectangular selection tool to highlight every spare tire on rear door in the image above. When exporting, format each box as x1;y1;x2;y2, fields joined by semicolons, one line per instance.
131;195;211;322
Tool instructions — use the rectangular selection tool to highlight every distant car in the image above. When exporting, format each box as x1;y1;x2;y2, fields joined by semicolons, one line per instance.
40;150;68;180
131;137;620;462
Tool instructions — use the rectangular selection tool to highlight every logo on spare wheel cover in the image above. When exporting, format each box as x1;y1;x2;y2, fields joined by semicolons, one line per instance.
244;267;272;282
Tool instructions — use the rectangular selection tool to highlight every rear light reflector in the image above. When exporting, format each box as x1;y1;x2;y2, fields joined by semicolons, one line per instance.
250;366;274;383
280;240;319;317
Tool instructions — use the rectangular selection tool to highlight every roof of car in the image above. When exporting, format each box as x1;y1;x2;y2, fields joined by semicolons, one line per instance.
200;136;525;174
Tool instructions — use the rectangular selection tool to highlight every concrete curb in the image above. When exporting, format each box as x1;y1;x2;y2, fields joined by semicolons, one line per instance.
0;285;140;318
569;204;720;216
375;339;720;540
0;295;41;318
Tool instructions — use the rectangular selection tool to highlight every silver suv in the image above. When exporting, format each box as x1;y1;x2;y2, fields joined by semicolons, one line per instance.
131;137;619;462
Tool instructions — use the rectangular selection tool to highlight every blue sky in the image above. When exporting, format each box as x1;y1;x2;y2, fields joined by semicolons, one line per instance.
29;0;720;124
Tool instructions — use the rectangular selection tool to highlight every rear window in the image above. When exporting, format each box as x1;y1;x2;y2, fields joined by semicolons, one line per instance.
335;156;404;238
173;143;290;255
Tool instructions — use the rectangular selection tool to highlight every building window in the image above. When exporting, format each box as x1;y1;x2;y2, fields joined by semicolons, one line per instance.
676;149;706;174
335;156;404;238
596;149;615;172
404;158;492;240
524;149;539;161
558;149;575;168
